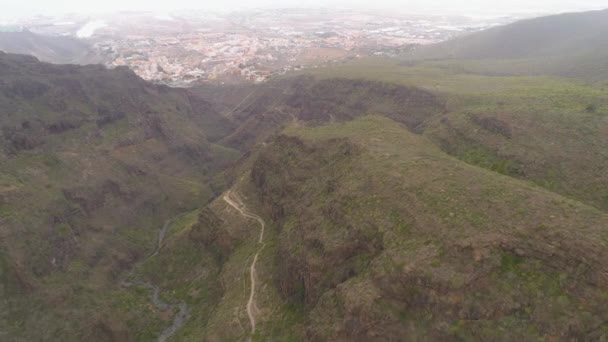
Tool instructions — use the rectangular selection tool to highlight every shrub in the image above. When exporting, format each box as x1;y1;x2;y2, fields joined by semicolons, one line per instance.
585;104;597;113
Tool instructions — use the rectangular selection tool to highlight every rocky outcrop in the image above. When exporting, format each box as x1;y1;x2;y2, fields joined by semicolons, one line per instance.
248;127;608;340
189;207;233;262
251;135;384;308
285;77;445;131
3;78;50;99
221;76;445;150
471;115;513;138
1;122;46;153
62;180;135;216
308;233;608;341
0;53;242;341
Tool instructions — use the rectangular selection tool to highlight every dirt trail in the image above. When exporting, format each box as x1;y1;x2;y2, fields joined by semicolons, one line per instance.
223;190;266;338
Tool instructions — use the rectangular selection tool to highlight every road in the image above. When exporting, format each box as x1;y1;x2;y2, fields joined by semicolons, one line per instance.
223;190;266;338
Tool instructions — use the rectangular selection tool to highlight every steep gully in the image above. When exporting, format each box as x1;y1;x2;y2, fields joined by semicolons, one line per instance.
122;219;188;342
223;190;266;338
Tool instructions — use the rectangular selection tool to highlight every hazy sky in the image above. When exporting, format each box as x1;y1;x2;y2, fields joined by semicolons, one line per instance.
4;0;608;19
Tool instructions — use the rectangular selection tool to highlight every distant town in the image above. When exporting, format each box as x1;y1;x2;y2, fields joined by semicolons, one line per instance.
5;9;519;86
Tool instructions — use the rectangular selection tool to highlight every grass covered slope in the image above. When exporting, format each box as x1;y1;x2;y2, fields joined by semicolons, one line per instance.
0;53;239;340
247;115;608;340
2;30;608;340
299;58;608;210
404;8;608;80
124;84;608;340
409;9;608;60
127;180;303;342
154;58;608;340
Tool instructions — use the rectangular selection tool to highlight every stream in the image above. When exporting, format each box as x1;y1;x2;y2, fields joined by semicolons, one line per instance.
134;281;188;342
122;218;189;342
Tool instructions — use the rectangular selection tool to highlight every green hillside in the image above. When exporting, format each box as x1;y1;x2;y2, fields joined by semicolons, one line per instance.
145;63;608;339
298;58;608;211
3;8;608;339
245;115;608;340
159;53;608;339
0;52;239;340
405;9;608;80
142;113;608;340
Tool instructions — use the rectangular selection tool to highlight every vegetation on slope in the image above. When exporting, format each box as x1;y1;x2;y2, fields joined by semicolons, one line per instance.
246;116;608;340
82;57;608;340
110;12;608;340
299;58;608;210
0;52;239;340
204;76;445;150
4;10;608;338
404;8;608;80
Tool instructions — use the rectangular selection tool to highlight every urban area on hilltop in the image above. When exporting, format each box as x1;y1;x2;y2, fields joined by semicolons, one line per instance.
4;9;517;85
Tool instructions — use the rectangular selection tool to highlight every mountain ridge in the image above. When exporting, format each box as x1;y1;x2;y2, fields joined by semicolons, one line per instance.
0;52;239;340
0;30;102;64
2;6;608;339
405;8;608;80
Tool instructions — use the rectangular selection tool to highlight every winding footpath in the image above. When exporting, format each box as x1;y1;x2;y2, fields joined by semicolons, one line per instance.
122;219;188;342
223;190;266;337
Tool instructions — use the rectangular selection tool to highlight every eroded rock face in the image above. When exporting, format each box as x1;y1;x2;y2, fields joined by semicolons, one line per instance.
3;79;50;99
221;76;445;150
308;234;608;341
285;77;445;131
45;116;84;134
1;123;46;153
62;180;134;216
85;320;132;342
472;115;513;138
0;53;240;340
251;136;384;308
95;107;127;127
189;207;233;262
249;131;608;341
